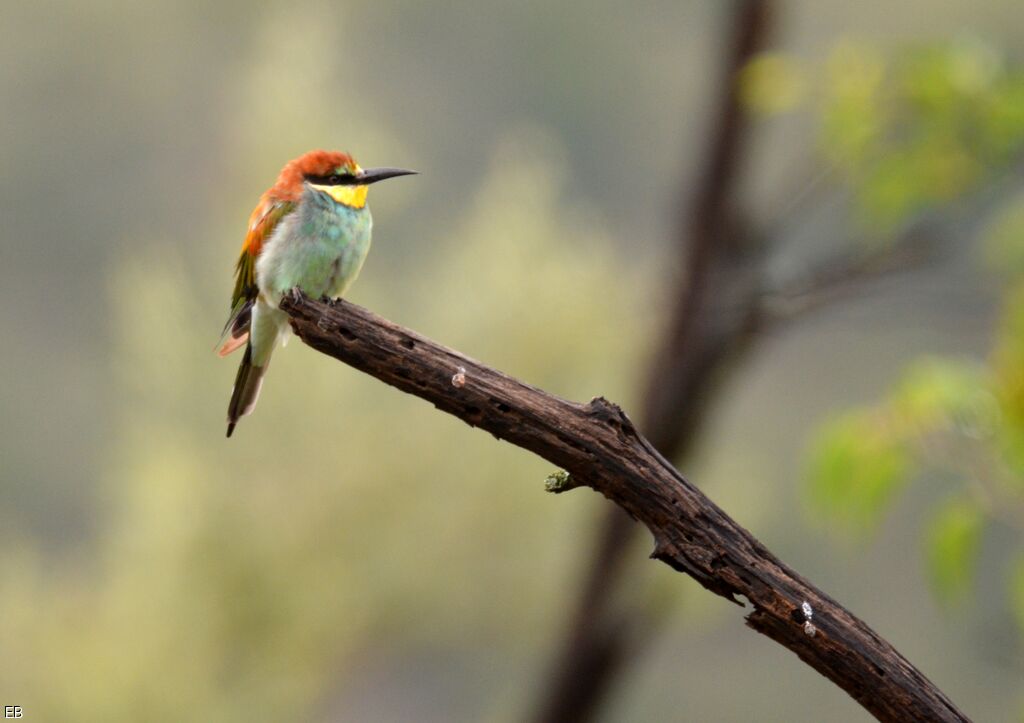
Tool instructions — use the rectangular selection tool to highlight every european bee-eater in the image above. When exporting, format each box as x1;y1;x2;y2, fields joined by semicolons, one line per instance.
218;150;416;437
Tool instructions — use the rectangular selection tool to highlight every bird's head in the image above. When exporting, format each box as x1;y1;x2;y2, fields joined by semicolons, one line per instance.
274;150;416;209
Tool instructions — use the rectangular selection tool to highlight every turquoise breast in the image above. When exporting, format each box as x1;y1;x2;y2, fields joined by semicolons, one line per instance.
295;189;373;299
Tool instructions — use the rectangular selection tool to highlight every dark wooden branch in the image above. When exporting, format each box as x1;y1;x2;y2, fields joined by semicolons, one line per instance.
280;293;970;723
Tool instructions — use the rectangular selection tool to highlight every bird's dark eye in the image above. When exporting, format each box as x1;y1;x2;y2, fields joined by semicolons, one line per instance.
304;172;357;185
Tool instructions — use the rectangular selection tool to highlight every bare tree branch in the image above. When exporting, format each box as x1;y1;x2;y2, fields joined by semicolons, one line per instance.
759;227;934;324
280;293;970;723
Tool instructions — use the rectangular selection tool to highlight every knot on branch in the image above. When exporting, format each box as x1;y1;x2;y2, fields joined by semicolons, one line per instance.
586;396;637;437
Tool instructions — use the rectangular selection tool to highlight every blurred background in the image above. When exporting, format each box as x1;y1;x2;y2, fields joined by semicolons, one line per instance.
2;0;1024;720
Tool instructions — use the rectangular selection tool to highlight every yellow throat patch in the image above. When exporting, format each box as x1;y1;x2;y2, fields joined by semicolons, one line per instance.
310;183;368;209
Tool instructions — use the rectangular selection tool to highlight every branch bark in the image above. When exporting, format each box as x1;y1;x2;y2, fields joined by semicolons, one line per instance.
280;293;970;723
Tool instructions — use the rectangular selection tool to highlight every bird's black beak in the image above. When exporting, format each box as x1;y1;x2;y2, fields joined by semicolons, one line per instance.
356;167;418;185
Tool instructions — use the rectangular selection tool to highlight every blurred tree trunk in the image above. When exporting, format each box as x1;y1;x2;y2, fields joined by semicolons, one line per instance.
529;2;773;721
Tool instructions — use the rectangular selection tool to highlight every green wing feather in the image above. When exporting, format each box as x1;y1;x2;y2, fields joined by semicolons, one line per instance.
216;198;296;356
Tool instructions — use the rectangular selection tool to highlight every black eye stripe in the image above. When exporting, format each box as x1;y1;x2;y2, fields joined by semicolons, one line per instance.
304;173;359;186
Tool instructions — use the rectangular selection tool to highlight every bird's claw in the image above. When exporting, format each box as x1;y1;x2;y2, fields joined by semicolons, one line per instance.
288;286;304;305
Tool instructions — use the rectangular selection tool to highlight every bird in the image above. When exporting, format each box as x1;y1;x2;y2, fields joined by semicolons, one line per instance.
218;150;416;437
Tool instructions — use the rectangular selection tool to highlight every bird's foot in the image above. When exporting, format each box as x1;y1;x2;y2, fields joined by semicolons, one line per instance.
288;286;304;305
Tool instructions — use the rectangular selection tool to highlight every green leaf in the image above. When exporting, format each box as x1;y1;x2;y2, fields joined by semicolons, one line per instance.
892;358;993;438
993;285;1024;452
924;495;986;603
979;75;1024;159
856;150;927;232
805;410;913;533
819;41;885;171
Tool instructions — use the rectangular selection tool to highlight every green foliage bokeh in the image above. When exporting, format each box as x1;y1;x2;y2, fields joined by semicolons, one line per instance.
795;40;1024;640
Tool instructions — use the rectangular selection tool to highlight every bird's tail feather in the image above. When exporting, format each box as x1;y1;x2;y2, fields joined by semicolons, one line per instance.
226;343;268;438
